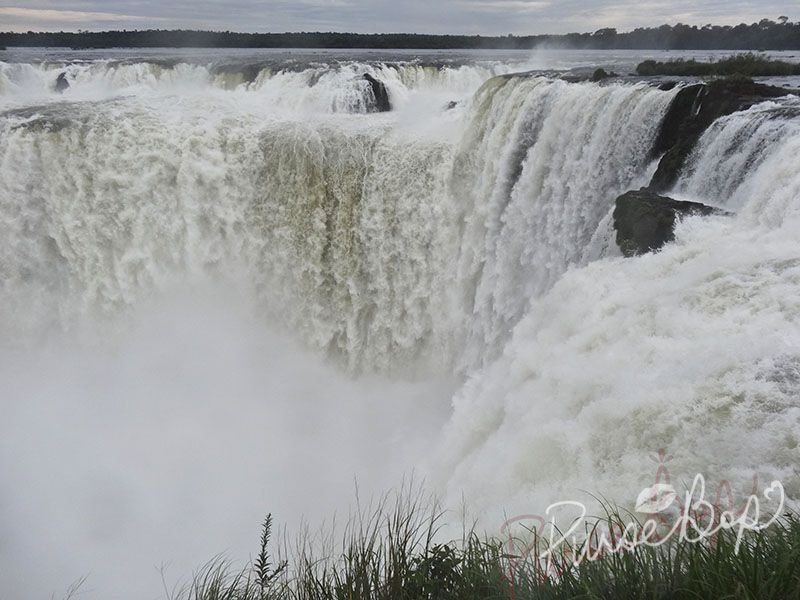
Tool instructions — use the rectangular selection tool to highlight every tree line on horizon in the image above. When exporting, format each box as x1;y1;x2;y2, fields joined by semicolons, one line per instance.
1;18;799;50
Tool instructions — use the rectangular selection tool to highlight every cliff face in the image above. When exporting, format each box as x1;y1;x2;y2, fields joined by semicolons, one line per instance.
648;79;793;191
612;79;795;256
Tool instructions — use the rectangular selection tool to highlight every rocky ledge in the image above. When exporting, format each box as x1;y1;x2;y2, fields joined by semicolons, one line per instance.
614;189;730;257
363;74;391;113
648;78;794;191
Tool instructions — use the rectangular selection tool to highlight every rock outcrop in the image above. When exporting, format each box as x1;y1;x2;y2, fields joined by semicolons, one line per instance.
591;68;617;82
363;74;391;113
54;72;70;93
614;188;729;257
649;78;792;191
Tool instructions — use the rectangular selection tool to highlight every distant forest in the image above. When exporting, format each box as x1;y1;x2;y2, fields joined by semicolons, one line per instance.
2;18;800;50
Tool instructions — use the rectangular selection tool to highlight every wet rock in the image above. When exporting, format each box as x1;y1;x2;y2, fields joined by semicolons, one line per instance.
363;73;391;113
614;188;729;257
445;100;459;110
560;74;588;83
54;72;70;93
649;78;792;191
591;68;617;82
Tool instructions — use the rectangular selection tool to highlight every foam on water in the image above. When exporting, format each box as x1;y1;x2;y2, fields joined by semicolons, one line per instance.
0;59;515;113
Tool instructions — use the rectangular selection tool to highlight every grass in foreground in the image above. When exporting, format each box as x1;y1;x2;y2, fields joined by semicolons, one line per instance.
167;490;800;600
636;53;800;77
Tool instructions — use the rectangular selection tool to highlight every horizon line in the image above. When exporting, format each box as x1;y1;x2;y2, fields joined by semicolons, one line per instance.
1;18;796;38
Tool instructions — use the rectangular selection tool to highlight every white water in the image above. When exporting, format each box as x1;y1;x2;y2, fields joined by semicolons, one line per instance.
441;94;800;516
0;68;671;372
0;58;517;114
1;52;799;598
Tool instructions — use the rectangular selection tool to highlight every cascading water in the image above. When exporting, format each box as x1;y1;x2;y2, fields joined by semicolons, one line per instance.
0;58;515;113
449;76;672;367
1;50;799;599
0;67;675;372
439;90;800;516
675;98;800;221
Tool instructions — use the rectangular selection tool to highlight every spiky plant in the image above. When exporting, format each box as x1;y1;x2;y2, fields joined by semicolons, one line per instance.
254;514;287;598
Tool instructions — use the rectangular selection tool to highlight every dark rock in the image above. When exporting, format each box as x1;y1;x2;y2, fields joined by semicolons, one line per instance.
445;100;459;110
213;62;264;84
649;79;792;191
657;81;678;91
591;68;617;82
614;188;730;257
363;73;391;113
649;83;704;159
54;72;70;93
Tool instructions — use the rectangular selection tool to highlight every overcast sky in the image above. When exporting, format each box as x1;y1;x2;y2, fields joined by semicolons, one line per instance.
0;1;795;35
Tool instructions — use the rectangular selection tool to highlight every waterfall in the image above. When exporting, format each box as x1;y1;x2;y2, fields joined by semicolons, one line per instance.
3;53;800;599
674;97;800;225
0;68;675;373
0;59;515;113
450;76;672;368
438;91;800;515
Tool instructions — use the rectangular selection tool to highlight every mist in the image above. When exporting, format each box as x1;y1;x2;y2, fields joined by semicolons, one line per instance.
0;286;454;599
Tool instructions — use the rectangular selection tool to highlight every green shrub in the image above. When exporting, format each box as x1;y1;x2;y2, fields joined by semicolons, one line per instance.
637;53;800;77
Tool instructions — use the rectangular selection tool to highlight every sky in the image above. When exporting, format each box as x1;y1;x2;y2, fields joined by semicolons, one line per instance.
0;1;796;35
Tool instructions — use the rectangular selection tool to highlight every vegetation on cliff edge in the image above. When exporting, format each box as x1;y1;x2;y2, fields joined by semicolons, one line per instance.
638;53;800;77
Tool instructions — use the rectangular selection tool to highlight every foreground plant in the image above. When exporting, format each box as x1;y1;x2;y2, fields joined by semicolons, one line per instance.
173;496;800;600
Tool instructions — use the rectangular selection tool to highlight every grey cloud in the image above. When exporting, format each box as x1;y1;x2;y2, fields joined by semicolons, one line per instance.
0;0;796;34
